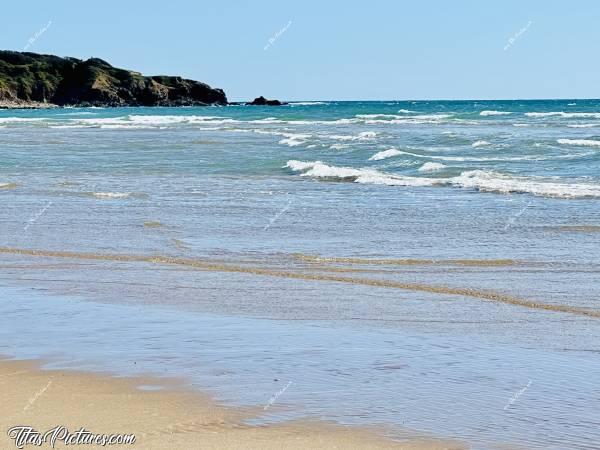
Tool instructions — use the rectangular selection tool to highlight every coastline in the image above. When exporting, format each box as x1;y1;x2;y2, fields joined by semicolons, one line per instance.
0;359;463;450
0;99;58;109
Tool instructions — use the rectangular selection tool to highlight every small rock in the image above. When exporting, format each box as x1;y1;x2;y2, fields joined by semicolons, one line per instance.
247;96;286;106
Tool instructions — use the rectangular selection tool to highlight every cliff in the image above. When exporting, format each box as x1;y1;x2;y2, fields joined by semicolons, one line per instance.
0;50;227;107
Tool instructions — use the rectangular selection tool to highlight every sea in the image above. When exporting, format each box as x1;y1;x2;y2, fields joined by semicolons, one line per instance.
1;100;599;449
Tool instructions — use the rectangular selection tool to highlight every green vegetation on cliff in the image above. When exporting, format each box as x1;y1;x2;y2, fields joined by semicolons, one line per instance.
0;51;227;107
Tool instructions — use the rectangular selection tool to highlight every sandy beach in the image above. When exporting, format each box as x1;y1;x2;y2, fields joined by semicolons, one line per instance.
0;359;464;450
2;97;600;450
3;3;600;448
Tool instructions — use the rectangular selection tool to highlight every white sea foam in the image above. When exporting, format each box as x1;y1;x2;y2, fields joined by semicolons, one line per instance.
358;131;377;139
418;162;446;172
247;129;284;136
385;149;587;162
525;112;564;118
254;118;361;126
525;112;600;118
557;138;600;147
50;125;96;129
361;115;459;126
285;160;437;187
73;115;235;128
513;123;530;127
278;133;312;147
249;117;282;123
566;124;600;128
55;111;98;116
328;131;377;142
472;140;491;148
290;102;327;106
329;143;350;150
286;160;600;198
398;109;416;114
409;114;453;120
390;149;484;162
92;192;134;199
369;149;402;161
449;170;600;199
328;135;356;141
278;138;306;147
356;114;402;119
0;117;45;123
101;125;156;129
480;110;512;116
356;113;453;125
129;115;232;125
0;111;464;129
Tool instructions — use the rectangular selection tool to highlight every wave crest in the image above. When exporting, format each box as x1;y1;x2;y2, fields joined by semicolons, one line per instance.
368;149;402;161
286;160;600;198
557;139;600;147
480;110;512;116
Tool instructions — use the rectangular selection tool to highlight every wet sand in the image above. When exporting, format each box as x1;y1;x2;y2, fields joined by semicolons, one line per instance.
0;360;464;450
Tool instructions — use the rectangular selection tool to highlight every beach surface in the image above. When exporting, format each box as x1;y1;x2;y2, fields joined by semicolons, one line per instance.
1;100;600;449
0;360;461;450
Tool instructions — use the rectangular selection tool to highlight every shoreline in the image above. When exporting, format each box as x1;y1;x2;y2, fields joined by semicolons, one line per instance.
0;359;464;450
0;100;59;109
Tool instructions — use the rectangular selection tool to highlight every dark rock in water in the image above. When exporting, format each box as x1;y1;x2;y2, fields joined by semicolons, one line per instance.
0;50;227;107
247;96;286;106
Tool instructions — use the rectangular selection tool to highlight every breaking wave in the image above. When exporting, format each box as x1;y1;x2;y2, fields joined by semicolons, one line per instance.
525;112;600;118
557;139;600;147
369;149;402;161
289;102;328;106
480;110;512;116
278;133;312;147
418;162;447;172
286;160;600;198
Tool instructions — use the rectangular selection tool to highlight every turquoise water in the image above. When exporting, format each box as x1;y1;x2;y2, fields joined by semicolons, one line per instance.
1;100;600;449
3;100;600;192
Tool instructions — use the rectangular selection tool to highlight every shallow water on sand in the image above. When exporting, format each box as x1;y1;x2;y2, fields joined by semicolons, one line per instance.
1;101;600;449
1;285;599;450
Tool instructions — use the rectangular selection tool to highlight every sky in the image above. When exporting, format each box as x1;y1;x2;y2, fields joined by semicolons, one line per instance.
2;0;599;101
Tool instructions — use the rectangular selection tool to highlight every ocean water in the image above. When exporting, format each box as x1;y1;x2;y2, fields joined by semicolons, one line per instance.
1;100;600;449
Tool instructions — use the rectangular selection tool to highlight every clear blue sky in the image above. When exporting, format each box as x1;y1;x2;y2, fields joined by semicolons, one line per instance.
3;0;599;101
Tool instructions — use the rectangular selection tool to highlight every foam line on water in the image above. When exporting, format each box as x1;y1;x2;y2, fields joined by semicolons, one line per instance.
0;247;598;319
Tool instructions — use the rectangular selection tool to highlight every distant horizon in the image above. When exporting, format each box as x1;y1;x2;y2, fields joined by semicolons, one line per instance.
4;46;600;103
4;0;600;101
283;98;600;102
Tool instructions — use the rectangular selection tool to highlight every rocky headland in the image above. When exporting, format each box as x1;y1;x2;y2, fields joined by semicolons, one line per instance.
0;50;227;108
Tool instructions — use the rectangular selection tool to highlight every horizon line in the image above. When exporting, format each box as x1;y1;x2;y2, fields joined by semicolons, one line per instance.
231;97;600;103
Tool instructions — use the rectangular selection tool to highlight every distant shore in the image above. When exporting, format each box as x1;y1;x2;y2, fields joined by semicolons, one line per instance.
0;99;284;109
0;99;58;109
